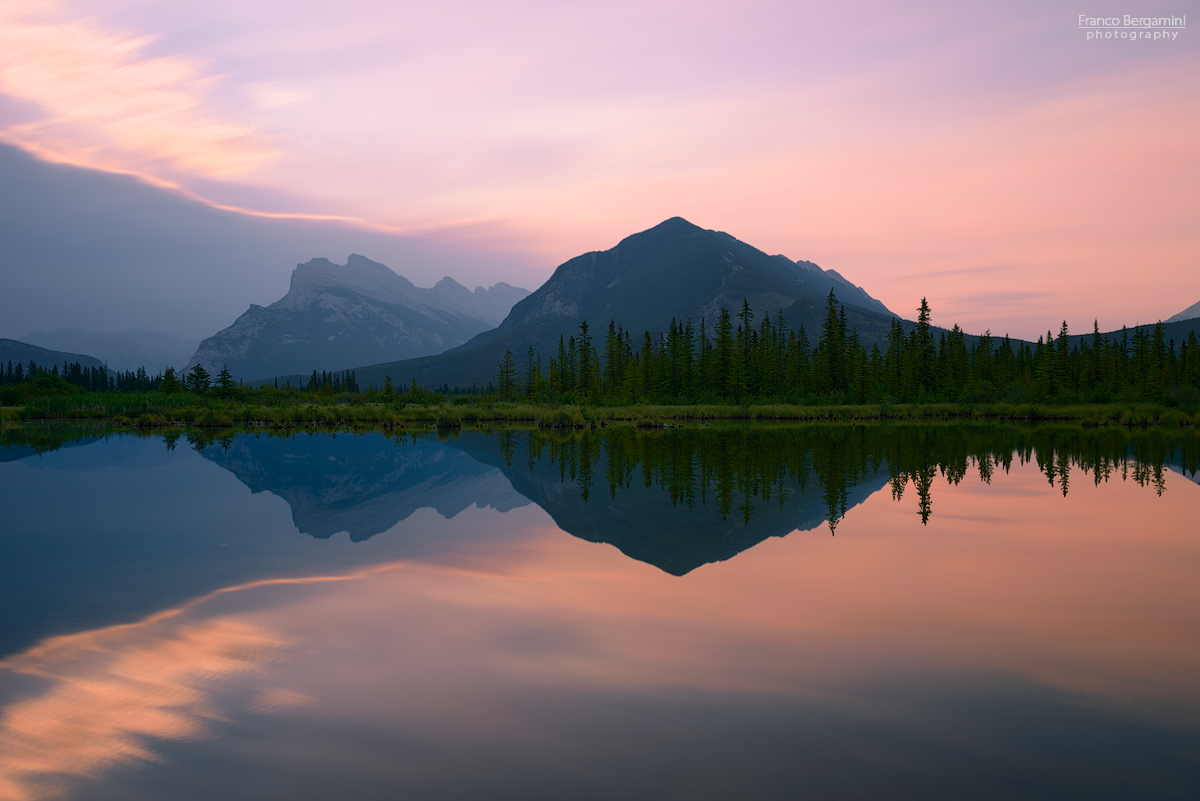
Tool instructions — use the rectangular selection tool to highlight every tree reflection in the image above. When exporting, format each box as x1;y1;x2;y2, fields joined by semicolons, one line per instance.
501;424;1200;530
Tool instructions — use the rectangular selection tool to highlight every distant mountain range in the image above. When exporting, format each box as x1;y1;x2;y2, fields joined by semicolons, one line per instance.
22;329;197;372
189;255;530;381
200;432;530;541
0;143;530;344
1167;301;1200;323
351;217;901;390
1;338;104;373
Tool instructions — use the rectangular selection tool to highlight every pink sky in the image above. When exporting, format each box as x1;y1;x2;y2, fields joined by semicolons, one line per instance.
1;0;1197;339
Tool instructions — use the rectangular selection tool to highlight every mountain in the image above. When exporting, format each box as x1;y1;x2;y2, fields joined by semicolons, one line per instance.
21;329;197;372
354;217;898;390
1;338;104;372
1167;301;1200;323
1066;318;1200;351
188;255;530;381
449;432;890;575
205;427;892;575
0;143;532;343
199;432;530;541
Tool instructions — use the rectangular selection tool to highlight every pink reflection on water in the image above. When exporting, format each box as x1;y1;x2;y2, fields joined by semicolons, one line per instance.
0;461;1198;798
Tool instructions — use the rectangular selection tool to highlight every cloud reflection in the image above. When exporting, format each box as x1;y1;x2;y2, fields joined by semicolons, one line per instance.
0;569;395;801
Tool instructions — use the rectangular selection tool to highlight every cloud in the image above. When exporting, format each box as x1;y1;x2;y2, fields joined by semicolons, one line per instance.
951;291;1052;308
0;1;276;180
896;265;1011;281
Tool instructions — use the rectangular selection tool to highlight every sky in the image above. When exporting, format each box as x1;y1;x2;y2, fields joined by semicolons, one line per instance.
1;0;1198;340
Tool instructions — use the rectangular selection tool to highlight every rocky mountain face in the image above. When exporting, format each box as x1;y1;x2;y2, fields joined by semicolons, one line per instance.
22;329;197;372
355;217;899;390
189;255;529;381
1167;301;1200;323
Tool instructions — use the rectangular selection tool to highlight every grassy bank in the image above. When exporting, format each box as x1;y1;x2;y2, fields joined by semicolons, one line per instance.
4;391;1198;431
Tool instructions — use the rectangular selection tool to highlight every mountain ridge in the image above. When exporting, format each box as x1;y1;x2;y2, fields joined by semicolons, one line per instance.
1;339;105;372
22;329;197;372
189;255;530;381
350;217;899;390
1166;301;1200;324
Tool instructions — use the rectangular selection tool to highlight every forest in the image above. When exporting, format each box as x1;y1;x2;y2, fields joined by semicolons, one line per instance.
2;291;1198;419
495;292;1200;408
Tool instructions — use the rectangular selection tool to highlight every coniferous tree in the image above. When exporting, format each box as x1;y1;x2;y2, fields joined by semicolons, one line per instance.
184;364;211;394
496;348;517;400
160;366;182;394
215;366;237;398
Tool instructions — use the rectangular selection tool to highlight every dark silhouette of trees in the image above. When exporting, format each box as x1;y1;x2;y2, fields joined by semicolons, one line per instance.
496;293;1200;406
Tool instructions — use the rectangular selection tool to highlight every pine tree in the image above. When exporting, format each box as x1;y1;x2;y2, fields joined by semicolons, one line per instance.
714;308;735;399
496;348;517;400
184;364;211;394
524;346;540;398
160;366;182;394
215;366;237;397
913;297;935;397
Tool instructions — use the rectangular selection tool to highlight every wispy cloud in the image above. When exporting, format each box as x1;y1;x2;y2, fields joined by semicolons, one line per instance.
896;265;1012;281
0;1;276;180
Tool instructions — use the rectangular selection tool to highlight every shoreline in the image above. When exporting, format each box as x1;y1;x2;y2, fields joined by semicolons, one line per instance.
4;398;1198;431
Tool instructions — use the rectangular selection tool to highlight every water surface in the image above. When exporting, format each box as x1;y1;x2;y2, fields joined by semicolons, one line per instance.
1;424;1198;800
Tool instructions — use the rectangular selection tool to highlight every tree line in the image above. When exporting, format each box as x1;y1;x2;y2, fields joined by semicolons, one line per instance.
496;290;1200;405
1;359;163;392
0;359;367;400
481;423;1197;530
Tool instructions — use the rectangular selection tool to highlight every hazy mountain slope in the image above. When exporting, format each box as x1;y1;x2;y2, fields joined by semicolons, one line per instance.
189;255;529;381
0;339;104;372
0;144;532;343
22;329;197;372
1065;318;1200;349
1167;301;1200;323
354;217;897;390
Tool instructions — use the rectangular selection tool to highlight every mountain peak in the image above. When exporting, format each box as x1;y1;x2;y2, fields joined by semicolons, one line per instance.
279;255;416;310
192;256;530;380
1167;300;1200;323
434;276;468;291
352;220;896;390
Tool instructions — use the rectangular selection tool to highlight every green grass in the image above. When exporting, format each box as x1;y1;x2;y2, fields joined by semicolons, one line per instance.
7;391;1199;431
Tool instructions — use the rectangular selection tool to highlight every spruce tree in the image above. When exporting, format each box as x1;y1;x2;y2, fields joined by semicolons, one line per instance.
496;348;517;400
160;366;182;394
185;364;211;394
215;366;237;398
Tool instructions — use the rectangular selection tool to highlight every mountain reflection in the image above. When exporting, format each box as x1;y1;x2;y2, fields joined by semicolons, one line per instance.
197;432;529;542
450;425;1200;572
188;424;1200;575
4;422;1197;576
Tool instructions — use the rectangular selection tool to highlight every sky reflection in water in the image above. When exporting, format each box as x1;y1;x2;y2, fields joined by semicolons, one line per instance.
0;426;1198;800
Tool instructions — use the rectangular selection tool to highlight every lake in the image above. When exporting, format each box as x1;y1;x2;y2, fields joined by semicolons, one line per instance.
1;423;1199;800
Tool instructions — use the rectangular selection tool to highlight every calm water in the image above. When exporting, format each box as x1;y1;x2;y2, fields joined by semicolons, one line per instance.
1;424;1199;800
